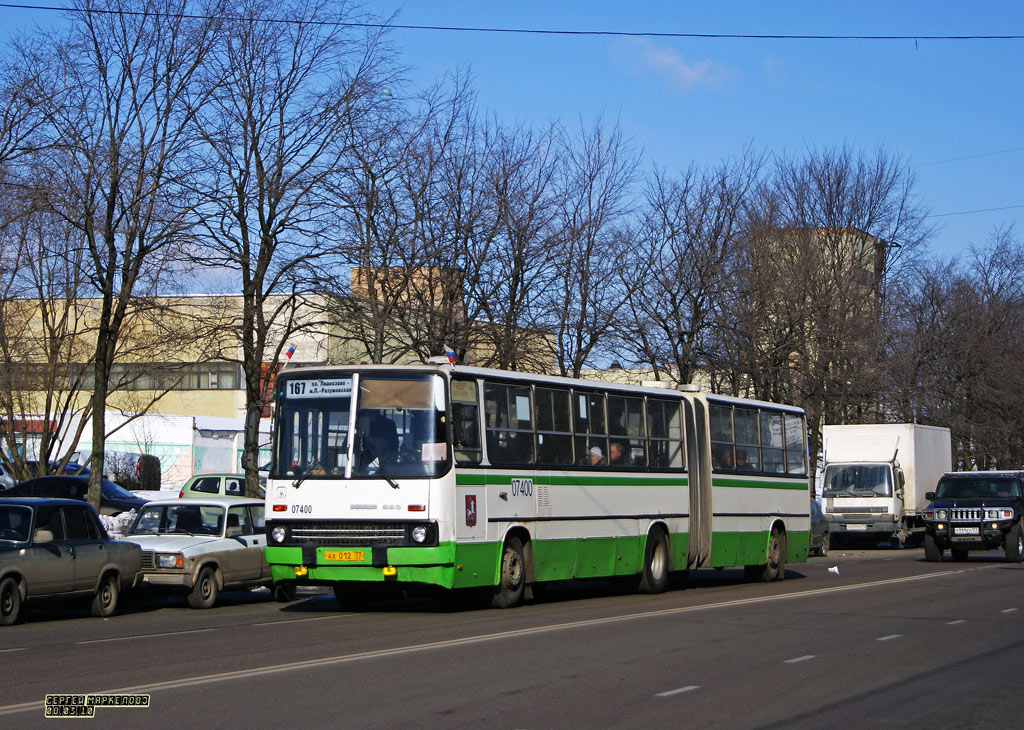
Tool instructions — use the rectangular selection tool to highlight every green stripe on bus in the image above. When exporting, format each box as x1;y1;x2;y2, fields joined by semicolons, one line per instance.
456;474;688;487
712;477;809;490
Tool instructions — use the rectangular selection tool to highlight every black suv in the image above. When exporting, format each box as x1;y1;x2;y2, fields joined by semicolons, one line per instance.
922;471;1024;562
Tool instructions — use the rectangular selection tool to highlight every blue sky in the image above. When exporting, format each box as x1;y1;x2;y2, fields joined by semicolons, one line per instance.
3;1;1021;260
383;1;1023;260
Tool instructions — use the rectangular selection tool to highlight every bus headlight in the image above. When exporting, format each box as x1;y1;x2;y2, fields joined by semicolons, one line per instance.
412;526;428;544
271;526;287;543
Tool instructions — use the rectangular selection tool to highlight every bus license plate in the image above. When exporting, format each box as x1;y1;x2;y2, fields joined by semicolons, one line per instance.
324;550;365;562
953;527;979;535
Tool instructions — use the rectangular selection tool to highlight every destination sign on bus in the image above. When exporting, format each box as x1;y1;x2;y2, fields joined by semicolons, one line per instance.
284;378;352;399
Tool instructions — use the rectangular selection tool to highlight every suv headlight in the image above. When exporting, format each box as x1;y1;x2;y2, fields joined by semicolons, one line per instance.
986;508;1015;520
157;553;183;569
935;509;947;521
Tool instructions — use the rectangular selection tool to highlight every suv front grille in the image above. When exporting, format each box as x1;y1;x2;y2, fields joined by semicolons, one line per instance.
950;508;982;522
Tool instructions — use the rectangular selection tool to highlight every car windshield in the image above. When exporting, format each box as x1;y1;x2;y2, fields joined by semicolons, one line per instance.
101;480;138;500
129;504;225;536
0;505;31;541
273;372;449;480
935;477;1021;499
822;464;892;497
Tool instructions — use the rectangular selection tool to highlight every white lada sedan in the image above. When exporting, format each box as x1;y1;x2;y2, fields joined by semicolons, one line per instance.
123;497;282;608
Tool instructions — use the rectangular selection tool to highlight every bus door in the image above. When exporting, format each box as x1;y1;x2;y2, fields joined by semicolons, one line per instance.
684;398;712;569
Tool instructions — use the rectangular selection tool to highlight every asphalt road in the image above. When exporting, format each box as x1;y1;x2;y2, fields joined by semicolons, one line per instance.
2;548;1022;729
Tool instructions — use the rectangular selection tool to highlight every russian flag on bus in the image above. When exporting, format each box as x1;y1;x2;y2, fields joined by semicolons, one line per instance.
286;345;295;359
444;345;456;364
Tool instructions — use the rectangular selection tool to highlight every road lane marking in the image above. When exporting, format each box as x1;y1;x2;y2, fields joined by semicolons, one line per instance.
1000;608;1018;614
783;655;816;664
0;564;998;717
253;614;356;627
656;685;699;697
876;634;901;641
76;628;214;645
946;620;966;625
0;648;25;654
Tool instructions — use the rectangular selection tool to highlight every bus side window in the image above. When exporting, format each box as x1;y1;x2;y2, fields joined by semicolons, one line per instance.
453;402;481;464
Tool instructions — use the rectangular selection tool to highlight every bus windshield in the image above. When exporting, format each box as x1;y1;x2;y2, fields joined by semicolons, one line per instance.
273;372;449;480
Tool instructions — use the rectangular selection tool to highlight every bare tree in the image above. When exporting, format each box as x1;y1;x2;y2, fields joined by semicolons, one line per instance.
625;149;764;386
545;117;640;377
190;0;394;496
35;0;221;507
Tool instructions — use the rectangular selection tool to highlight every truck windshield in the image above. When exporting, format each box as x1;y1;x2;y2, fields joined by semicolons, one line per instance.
822;464;892;497
273;372;449;480
934;477;1021;499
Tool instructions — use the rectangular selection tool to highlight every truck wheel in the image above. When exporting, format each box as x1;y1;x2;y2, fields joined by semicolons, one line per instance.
0;577;22;626
819;533;830;558
924;533;943;562
1006;522;1024;563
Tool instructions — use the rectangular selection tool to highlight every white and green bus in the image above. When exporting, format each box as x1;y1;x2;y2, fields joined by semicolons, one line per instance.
264;361;811;608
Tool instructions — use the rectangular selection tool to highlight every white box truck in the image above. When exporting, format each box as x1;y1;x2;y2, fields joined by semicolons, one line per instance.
821;424;951;548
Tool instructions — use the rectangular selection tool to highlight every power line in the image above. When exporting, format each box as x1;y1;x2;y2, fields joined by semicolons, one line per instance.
916;147;1024;167
2;3;1024;40
927;204;1024;219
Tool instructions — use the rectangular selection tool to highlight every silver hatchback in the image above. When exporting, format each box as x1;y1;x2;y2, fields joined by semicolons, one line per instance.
123;497;280;608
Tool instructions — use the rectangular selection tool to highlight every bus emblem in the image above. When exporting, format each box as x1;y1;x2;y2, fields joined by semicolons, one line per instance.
465;495;477;527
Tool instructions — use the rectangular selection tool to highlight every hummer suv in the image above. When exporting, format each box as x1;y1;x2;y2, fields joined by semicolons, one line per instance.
922;471;1024;562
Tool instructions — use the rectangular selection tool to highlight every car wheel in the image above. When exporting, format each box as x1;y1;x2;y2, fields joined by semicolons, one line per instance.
0;577;22;626
272;582;297;602
1006;521;1024;563
188;566;218;609
90;573;119;617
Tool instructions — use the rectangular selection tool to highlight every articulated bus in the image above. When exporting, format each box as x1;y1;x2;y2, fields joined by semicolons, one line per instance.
264;361;811;608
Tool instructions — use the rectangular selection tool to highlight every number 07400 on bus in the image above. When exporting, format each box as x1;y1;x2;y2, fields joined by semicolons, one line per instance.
264;361;811;608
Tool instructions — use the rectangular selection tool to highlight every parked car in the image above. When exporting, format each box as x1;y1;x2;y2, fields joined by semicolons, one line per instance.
923;471;1024;562
178;473;265;500
0;498;142;625
810;499;831;556
2;476;148;516
122;497;286;608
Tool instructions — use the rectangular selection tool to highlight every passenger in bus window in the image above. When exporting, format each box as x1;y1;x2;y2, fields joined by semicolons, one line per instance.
584;446;606;466
712;445;733;470
609;441;628;467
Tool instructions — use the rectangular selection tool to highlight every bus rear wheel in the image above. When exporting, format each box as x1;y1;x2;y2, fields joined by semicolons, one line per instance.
491;537;525;608
637;529;669;594
747;526;786;582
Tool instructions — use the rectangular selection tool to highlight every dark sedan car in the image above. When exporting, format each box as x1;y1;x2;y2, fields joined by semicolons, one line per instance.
1;498;141;624
2;476;147;516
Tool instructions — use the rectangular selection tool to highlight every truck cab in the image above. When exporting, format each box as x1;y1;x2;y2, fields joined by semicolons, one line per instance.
822;460;905;545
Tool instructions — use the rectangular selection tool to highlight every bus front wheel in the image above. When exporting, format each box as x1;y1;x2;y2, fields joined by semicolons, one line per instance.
491;537;526;608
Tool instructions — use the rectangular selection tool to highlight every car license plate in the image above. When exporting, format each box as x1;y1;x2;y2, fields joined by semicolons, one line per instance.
846;524;868;531
323;550;365;562
953;527;979;535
